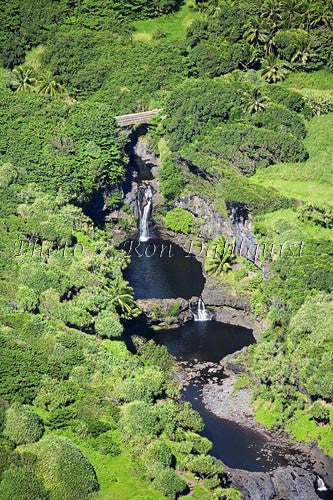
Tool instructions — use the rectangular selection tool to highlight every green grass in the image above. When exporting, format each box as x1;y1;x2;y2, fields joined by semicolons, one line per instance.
132;0;201;41
254;208;333;243
281;70;333;91
251;113;333;207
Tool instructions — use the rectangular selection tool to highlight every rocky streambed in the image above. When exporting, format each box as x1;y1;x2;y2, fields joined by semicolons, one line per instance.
180;352;333;500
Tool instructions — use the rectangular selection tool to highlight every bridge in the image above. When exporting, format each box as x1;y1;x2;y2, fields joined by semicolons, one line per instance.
115;109;162;127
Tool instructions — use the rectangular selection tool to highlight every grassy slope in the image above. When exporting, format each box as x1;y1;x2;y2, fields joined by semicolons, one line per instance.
132;0;201;41
251;72;333;207
251;112;333;207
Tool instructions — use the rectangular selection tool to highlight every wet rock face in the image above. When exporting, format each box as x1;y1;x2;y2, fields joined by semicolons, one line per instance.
176;194;266;271
133;138;163;206
229;466;319;500
133;138;160;178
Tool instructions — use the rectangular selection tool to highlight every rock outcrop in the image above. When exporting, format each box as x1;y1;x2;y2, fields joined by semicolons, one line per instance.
228;466;319;500
176;194;270;274
136;297;192;328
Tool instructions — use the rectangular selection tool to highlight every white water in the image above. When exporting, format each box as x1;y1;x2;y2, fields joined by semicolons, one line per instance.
138;184;153;242
192;298;212;322
317;477;328;492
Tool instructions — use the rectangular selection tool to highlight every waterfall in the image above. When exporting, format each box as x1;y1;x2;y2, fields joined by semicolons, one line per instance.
192;298;212;322
317;477;328;492
138;184;153;242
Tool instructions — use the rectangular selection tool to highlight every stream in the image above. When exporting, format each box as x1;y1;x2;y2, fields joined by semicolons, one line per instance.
124;238;289;472
120;154;332;497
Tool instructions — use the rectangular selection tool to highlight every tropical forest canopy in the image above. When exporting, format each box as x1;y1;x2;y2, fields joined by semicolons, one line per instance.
0;0;332;498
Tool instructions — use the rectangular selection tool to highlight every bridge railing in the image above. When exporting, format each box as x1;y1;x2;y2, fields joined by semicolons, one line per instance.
115;109;162;127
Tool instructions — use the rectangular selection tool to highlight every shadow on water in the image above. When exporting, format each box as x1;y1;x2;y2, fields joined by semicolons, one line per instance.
149;321;254;362
122;239;205;299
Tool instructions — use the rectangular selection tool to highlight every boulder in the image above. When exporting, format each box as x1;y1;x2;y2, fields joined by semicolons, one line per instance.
229;466;319;500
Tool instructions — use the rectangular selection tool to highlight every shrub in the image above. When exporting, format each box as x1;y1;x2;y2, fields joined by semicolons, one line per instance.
274;29;309;61
191;124;308;175
48;406;78;430
36;435;98;500
93;433;121;456
139;340;174;372
95;309;124;338
189;40;252;78
164;208;194;234
250;105;307;139
298;203;333;228
75;417;111;438
266;86;305;112
0;465;48;500
0;334;47;403
4;403;44;445
143;440;174;478
185;454;224;478
15;286;39;312
152;467;188;500
302;89;333;116
120;401;161;439
159;157;185;204
164;79;239;150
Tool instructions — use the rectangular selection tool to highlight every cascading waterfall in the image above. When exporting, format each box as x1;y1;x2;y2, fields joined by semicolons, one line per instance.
192;298;212;321
317;477;328;492
138;184;153;242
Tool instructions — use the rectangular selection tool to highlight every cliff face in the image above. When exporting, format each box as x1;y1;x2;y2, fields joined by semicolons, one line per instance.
175;194;270;276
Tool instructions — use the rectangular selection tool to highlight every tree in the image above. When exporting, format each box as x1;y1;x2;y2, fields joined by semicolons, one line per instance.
261;0;283;27
291;48;319;66
0;465;48;500
153;468;188;500
244;23;269;46
261;57;289;83
109;277;139;319
308;3;333;29
205;237;235;278
10;66;36;92
164;208;194;234
37;71;64;97
242;88;270;114
36;435;98;500
94;308;124;338
4;403;44;445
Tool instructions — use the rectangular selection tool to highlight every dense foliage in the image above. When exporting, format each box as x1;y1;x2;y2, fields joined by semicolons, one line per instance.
0;0;332;496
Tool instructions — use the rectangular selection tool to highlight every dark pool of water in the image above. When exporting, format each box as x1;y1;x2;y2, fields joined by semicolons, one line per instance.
122;239;205;299
150;321;255;363
182;380;288;472
318;491;333;500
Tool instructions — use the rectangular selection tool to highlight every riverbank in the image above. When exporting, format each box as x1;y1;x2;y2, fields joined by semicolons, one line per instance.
180;355;333;499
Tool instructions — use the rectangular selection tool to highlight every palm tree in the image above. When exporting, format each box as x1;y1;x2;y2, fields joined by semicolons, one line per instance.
109;277;139;319
281;0;303;28
36;71;64;97
242;88;271;114
10;66;36;92
308;3;333;29
244;23;269;46
205;236;235;279
261;0;283;27
291;48;319;66
261;57;290;83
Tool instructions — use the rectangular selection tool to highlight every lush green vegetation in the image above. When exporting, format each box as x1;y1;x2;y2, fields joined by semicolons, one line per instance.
0;0;332;496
